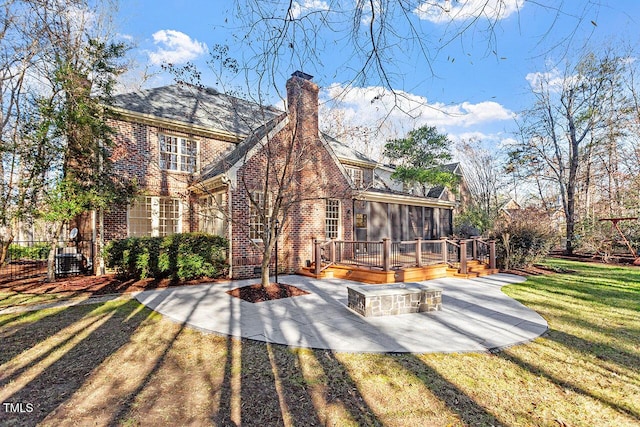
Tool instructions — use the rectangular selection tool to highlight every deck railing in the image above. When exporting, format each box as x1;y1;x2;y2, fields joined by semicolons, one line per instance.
313;237;496;275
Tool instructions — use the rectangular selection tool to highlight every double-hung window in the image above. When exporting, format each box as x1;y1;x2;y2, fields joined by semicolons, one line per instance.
249;192;269;241
159;134;197;173
325;199;340;239
129;196;182;237
199;193;227;236
345;166;364;189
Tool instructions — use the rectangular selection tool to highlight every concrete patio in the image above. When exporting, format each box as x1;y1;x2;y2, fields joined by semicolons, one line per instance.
135;273;548;353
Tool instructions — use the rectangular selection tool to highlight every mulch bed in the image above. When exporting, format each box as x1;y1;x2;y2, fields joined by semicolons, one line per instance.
226;282;310;303
0;266;223;298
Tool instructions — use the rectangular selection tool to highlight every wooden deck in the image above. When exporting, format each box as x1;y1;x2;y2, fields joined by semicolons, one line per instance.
298;260;498;284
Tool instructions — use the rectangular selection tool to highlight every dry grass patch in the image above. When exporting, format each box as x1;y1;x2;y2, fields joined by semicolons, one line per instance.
1;259;639;426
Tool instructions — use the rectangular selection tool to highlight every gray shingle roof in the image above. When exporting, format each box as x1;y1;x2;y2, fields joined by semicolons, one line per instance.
111;84;282;136
198;113;287;181
321;133;377;166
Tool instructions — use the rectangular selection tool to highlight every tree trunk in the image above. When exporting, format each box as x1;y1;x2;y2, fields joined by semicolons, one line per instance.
0;235;13;266
260;246;272;287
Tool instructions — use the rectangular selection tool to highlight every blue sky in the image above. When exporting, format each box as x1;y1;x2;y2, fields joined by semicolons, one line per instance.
115;1;640;158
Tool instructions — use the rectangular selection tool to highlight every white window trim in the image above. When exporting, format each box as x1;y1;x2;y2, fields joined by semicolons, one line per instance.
249;192;270;243
325;199;340;240
346;166;364;189
158;133;199;173
199;193;227;236
128;196;183;237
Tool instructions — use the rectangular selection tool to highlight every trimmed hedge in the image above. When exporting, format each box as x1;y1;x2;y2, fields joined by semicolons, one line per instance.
104;233;229;280
8;243;51;261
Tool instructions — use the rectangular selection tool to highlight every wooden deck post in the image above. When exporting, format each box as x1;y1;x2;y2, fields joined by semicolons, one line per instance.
330;238;336;263
472;238;478;260
415;238;422;267
459;240;468;275
383;238;391;271
489;240;496;270
441;238;448;264
314;240;322;276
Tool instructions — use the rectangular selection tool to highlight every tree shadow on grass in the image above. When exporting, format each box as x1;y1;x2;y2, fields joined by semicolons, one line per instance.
499;338;640;420
0;300;151;426
392;354;503;426
0;305;98;366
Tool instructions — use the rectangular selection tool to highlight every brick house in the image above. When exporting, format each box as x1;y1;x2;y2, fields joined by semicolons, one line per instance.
95;71;461;279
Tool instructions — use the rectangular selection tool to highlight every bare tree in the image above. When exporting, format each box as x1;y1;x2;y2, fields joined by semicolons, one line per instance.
456;138;502;232
510;48;632;254
227;1;604;98
0;0;133;278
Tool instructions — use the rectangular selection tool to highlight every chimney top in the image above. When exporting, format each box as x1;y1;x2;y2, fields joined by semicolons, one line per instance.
292;70;313;81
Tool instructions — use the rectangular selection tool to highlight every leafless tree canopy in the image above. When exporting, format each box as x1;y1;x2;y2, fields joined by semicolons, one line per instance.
509;47;638;254
229;0;604;94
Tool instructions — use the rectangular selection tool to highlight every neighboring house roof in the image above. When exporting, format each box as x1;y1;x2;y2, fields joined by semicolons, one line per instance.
321;133;377;167
110;84;282;138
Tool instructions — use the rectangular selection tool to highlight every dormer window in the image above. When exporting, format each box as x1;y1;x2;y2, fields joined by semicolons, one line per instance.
159;134;198;173
346;166;364;189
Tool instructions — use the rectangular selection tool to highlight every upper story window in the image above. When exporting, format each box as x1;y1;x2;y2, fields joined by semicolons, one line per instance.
345;166;364;189
159;134;197;173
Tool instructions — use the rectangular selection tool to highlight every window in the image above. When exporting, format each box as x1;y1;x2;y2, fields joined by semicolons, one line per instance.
325;199;340;239
355;213;367;228
249;192;269;241
345;166;364;189
159;134;197;172
199;193;227;236
129;196;181;237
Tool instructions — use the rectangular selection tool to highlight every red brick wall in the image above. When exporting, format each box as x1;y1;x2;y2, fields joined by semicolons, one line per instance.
230;75;354;279
103;118;235;241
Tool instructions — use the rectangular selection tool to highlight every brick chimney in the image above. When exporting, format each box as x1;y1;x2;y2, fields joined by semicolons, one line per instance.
286;71;319;140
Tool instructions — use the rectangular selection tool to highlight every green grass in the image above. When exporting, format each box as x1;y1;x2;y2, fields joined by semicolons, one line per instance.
0;291;73;310
0;259;639;426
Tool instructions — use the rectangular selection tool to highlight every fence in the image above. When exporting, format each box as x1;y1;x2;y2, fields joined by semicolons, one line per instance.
1;240;94;283
313;237;495;275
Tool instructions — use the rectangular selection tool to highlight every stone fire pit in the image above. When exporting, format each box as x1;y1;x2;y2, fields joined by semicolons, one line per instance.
347;282;442;317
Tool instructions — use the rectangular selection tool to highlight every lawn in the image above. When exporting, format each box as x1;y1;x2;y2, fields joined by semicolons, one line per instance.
0;259;639;426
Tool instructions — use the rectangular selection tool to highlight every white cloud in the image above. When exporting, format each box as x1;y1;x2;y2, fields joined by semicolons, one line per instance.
323;83;514;128
289;0;330;19
148;30;207;65
415;0;524;23
320;83;515;160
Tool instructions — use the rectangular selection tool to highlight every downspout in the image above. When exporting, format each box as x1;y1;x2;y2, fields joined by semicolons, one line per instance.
99;208;104;275
352;199;356;241
92;209;97;275
223;175;233;279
